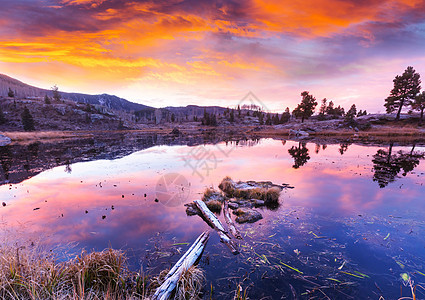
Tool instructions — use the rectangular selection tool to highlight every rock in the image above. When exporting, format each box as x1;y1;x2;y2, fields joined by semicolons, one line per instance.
233;207;263;223
253;199;265;207
228;202;239;210
288;129;309;137
171;127;181;135
184;203;200;216
0;134;11;146
297;130;309;136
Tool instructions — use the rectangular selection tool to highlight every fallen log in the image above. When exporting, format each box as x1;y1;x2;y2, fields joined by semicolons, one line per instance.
194;200;239;255
194;200;227;232
223;200;242;239
152;231;210;300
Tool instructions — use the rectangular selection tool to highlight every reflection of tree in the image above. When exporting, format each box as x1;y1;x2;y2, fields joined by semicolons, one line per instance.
0;146;13;181
288;142;310;169
65;160;72;174
372;144;424;188
339;143;351;155
315;143;321;154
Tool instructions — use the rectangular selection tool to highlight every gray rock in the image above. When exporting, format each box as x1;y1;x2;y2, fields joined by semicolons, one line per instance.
228;202;239;209
0;134;11;146
233;207;263;223
253;199;265;207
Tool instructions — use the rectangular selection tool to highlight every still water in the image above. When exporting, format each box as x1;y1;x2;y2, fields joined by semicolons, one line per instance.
1;138;424;299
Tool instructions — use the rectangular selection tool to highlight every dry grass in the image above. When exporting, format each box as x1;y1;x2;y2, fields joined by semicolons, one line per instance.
201;187;215;201
218;177;235;196
149;266;205;300
265;187;281;205
174;266;205;300
2;131;93;142
205;200;222;213
218;177;282;205
0;242;150;300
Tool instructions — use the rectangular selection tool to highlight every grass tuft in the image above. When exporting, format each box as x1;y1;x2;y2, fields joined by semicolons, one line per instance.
0;241;150;299
205;200;222;213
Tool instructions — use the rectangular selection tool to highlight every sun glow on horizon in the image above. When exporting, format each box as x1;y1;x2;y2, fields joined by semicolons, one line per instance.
1;0;425;111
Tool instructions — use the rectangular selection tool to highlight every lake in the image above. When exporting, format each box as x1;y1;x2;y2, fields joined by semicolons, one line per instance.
1;137;424;299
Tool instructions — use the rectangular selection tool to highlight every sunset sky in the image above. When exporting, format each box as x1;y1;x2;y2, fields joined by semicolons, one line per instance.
1;0;425;112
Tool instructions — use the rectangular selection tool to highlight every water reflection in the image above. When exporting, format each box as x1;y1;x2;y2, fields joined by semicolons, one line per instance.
372;143;424;188
0;132;255;186
0;138;424;299
288;142;310;168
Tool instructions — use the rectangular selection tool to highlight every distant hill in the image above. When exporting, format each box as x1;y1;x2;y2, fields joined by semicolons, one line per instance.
165;105;229;117
0;73;153;112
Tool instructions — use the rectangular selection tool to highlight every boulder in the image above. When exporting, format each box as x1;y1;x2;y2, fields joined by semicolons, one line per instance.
171;127;181;135
233;207;263;223
0;134;11;146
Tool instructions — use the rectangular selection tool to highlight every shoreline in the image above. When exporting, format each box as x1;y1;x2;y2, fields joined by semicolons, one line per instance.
2;124;425;145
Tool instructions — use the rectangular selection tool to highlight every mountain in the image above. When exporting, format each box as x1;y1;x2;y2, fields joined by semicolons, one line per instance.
165;105;229;117
0;73;153;112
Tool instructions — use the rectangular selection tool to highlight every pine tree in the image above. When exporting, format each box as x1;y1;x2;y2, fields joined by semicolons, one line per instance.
237;105;241;116
21;107;35;131
44;94;51;104
385;66;421;120
280;107;290;123
318;98;327;120
0;106;6;125
326;101;334;116
52;85;61;102
292;91;318;123
229;109;235;122
259;112;264;125
413;91;425;123
171;113;175;122
345;104;357;122
7;88;14;98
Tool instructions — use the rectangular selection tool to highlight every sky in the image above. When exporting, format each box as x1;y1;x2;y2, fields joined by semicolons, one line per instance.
1;0;425;112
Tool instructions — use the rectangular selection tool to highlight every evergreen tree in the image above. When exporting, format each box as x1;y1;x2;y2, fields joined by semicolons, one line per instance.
280;107;290;123
52;85;61;102
345;104;357;122
318;98;327;120
7;88;14;98
385;66;421;120
292;91;318;123
44;94;51;104
210;113;217;126
171;113;175;122
326;101;334;115
21;107;35;131
237;105;241;116
229;109;235;122
117;118;125;129
0;106;6;125
259;112;264;125
334;105;345;117
413;91;425;123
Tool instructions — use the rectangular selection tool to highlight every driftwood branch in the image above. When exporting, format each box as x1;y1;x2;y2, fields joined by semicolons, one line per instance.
152;231;210;300
223;200;242;239
194;200;239;255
